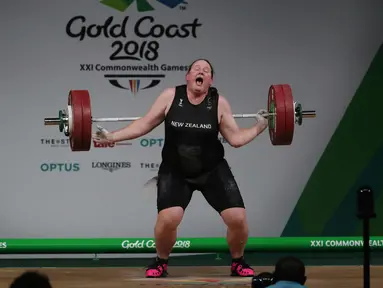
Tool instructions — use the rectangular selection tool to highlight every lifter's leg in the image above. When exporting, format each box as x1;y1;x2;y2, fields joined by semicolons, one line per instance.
146;207;184;278
220;207;249;258
221;208;254;277
155;207;184;259
146;170;192;278
200;159;254;277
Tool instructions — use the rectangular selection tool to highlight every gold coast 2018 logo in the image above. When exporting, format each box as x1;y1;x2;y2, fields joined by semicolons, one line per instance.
65;0;202;95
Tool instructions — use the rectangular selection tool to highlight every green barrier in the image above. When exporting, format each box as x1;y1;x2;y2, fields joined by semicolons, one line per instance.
0;237;382;254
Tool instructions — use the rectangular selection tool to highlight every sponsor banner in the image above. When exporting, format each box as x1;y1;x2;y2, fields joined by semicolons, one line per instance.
121;239;191;249
140;162;160;171
140;138;164;147
3;0;382;239
139;137;227;147
40;163;80;172
93;140;132;148
91;161;132;172
40;138;69;148
41;137;225;149
0;237;382;254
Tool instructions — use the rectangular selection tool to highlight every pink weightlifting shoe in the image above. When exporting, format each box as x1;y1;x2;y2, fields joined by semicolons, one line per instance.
145;257;168;278
230;257;255;277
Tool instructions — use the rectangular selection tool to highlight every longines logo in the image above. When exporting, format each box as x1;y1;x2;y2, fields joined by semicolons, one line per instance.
92;161;132;172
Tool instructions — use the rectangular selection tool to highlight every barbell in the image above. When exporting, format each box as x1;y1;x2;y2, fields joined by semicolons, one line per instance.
44;84;316;151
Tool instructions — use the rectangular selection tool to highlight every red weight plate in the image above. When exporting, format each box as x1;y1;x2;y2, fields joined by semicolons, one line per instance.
268;85;286;145
282;84;295;145
68;90;83;151
68;90;92;151
267;86;275;143
80;90;92;151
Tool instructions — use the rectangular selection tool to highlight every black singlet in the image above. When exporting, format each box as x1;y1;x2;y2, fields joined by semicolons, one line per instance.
160;85;225;178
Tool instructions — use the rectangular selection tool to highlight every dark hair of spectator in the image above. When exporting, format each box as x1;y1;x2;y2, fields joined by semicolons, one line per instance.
273;256;306;285
9;271;52;288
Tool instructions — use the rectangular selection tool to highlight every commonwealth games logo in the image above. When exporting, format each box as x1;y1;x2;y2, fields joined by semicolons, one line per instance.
100;0;188;12
66;0;198;96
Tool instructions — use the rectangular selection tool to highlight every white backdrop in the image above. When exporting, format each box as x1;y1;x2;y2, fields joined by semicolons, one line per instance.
1;0;382;241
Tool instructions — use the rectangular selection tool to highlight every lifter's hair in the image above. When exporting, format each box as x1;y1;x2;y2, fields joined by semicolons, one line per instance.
187;58;214;78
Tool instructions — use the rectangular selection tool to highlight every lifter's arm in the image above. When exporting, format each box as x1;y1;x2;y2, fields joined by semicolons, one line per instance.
218;96;268;148
109;88;174;142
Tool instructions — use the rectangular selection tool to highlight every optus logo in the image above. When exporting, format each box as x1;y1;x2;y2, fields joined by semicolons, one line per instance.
140;138;164;147
40;163;80;172
139;137;226;147
101;0;187;12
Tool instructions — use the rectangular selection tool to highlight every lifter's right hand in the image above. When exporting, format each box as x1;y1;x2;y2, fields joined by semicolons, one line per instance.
255;109;269;128
92;125;114;143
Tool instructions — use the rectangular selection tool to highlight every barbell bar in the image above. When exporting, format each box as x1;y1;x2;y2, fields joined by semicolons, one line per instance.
43;84;316;151
45;111;316;125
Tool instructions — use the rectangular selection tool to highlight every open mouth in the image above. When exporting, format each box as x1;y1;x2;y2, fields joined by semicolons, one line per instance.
196;76;204;86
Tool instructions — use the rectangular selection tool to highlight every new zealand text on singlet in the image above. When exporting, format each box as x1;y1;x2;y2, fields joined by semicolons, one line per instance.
171;121;212;130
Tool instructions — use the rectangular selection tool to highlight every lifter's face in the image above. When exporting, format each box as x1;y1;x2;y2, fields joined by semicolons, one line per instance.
186;60;213;95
